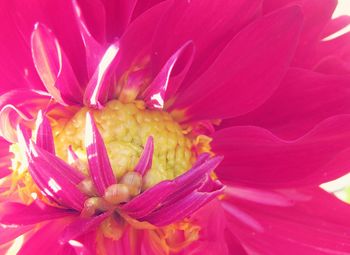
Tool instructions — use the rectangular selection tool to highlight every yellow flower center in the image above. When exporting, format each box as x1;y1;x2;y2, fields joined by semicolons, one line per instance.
52;100;196;189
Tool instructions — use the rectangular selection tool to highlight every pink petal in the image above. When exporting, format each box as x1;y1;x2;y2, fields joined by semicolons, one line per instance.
224;187;350;254
83;41;120;109
31;23;84;105
221;68;350;140
292;0;337;67
74;0;106;44
10;0;88;84
115;0;172;95
314;55;350;75
60;212;109;244
142;41;194;109
35;110;55;154
0;89;51;142
101;0;138;41
122;156;223;219
17;218;74;255
0;200;73;226
142;178;224;226
85;112;116;195
212;115;350;187
182;200;231;255
321;15;350;38
72;0;106;77
121;180;176;218
0;138;11;179
152;0;262;98
0;224;33;245
134;136;154;176
24;138;86;211
0;2;44;92
171;6;303;121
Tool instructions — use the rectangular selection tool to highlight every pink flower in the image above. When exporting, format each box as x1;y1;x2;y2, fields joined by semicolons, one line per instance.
1;0;350;254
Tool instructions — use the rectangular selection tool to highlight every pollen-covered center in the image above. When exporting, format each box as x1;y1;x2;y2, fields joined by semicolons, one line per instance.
52;100;194;189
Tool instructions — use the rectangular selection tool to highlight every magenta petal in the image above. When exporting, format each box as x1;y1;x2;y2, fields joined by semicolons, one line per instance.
0;224;33;245
134;136;154;176
152;0;262;96
115;0;172;84
0;168;10;179
24;139;86;211
142;178;224;226
0;2;45;93
121;180;176;218
60;212;109;244
322;15;350;38
35;110;55;154
142;41;194;109
221;68;350;140
213;115;350;187
85;112;116;195
72;0;106;77
0;201;73;226
31;23;84;105
0;89;51;143
225;187;350;254
17;218;73;255
83;41;120;108
122;155;223;219
101;0;138;41
171;6;303;121
0;139;11;179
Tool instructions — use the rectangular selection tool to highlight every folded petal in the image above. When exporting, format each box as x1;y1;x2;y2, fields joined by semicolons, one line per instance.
224;186;350;254
0;89;51;142
142;41;194;109
171;6;303;121
83;41;120;108
0;224;33;245
221;68;350;140
212;115;350;187
60;212;109;244
142;178;224;226
72;0;106;77
120;180;176;218
31;23;84;105
35;110;55;154
9;0;88;84
0;138;11;179
122;155;222;219
100;0;138;41
0;200;73;226
17;218;73;255
153;0;262;96
292;0;338;68
115;0;172;96
134;136;154;176
25;140;86;211
0;2;43;92
85;112;116;195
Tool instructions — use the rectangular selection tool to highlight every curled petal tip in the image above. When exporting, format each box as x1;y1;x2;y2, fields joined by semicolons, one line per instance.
134;136;154;176
31;23;83;106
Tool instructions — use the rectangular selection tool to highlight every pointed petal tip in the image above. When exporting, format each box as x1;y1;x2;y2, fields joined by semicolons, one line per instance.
134;136;154;176
85;111;116;195
83;41;120;109
35;110;55;154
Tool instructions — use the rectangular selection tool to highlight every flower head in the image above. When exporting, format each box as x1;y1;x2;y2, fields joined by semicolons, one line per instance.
1;0;350;254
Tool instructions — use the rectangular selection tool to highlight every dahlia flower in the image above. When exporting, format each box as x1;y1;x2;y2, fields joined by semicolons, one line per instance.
1;0;350;254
